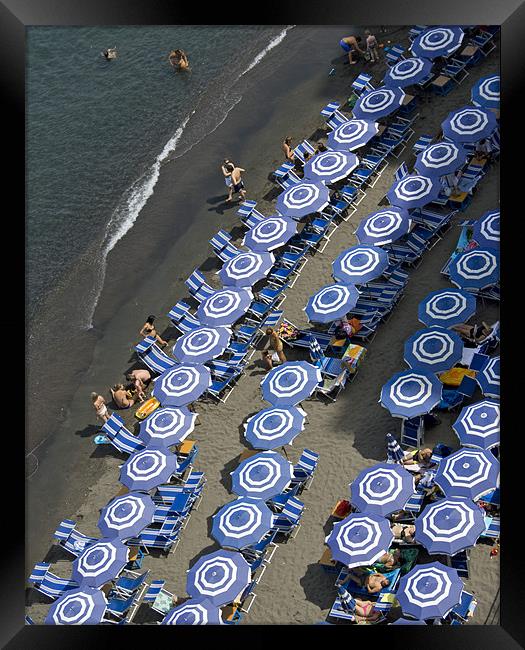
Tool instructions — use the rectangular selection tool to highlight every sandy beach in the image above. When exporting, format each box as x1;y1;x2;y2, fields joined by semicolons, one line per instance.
26;25;500;625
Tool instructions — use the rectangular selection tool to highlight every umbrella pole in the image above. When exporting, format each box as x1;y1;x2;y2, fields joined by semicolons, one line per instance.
281;445;290;460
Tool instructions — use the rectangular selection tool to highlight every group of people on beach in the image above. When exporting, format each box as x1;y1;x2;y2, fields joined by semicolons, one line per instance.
340;29;383;66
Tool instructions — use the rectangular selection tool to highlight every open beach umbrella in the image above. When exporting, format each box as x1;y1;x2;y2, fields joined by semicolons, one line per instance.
139;406;197;447
387;174;441;210
349;463;415;517
397;562;464;620
98;492;155;540
404;326;464;373
476;356;500;399
303;150;359;184
472;75;500;110
244;406;307;450
452;399;500;450
119;448;178;492
434;448;499;500
153;364;211;407
383;56;434;88
211;497;274;550
381;369;443;418
219;251;275;288
386;433;405;464
415;497;486;556
390;618;426;625
332;244;389;285
305;282;360;324
472;209;499;249
418;288;476;328
352;87;405;121
261;361;322;407
327;119;379;151
196;288;253;326
326;512;394;568
161;598;223;625
45;587;108;625
411;26;464;59
414;141;468;178
449;248;499;290
242;216;297;253
71;540;129;588
173;326;231;365
441;106;498;144
186;550;251;606
276;181;330;220
231;450;293;500
355;207;411;246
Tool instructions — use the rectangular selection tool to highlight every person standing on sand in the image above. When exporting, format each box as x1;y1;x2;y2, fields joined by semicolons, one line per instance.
221;159;235;190
282;136;295;162
264;327;287;363
365;29;380;63
340;35;364;65
91;392;110;423
226;164;247;202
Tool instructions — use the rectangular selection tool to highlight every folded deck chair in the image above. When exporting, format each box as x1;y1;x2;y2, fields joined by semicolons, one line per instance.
29;563;79;600
167;300;192;326
135;337;177;375
185;269;215;302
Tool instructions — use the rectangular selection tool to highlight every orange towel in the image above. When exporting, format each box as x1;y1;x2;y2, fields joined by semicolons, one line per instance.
439;367;476;387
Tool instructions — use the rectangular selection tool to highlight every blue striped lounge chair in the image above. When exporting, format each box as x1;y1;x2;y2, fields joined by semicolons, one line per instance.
320;101;340;119
256;282;288;306
241;531;279;565
243;209;266;230
408;26;427;41
114;570;150;598
53;519;99;557
105;593;140;622
413;134;433;154
207;367;243;403
273;161;295;179
271;496;304;538
185;269;215;303
128;516;182;554
469;29;496;56
443;58;469;84
53;518;76;544
167;300;192;326
400;416;424;449
350;73;374;100
267;482;301;511
101;413;146;455
172;312;202;335
135;336;177;375
293;140;316;164
237;579;258;614
276;169;301;192
326;109;348;131
446;591;478;623
143;580;174;615
290;449;319;490
384;43;406;65
29;563;79;600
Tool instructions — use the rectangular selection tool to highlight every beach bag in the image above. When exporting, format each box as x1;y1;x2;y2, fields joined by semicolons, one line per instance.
135;397;160;420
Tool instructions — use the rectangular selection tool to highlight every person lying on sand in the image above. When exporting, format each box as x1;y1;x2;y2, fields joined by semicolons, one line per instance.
111;384;136;409
140;315;168;347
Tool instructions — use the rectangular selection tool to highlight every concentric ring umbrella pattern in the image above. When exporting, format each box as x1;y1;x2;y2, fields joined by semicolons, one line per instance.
383;56;434;88
261;361;322;407
305;282;360;324
349;463;415;517
45;588;108;625
418;288;476;328
472;75;500;110
139;406;197;447
442;106;498;143
327;119;379;151
476;356;500;399
186;550;251;606
352;87;405;120
452;399;500;449
403;326;464;373
472;209;499;249
71;539;129;588
414;142;468;178
355;207;411;246
231;451;293;500
161;598;223;625
244;406;307;449
173;326;231;365
243;216;297;253
212;497;274;550
434;448;499;500
411;26;464;59
449;248;499;290
381;369;443;418
303;150;359;184
326;512;394;568
415;497;486;556
219;251;275;288
98;492;156;540
332;244;389;284
386;174;441;210
397;562;464;620
153;364;211;407
276;181;330;220
119;448;178;492
196;288;253;326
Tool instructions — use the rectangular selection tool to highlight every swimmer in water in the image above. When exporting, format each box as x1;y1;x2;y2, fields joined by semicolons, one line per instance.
102;47;117;60
169;49;190;71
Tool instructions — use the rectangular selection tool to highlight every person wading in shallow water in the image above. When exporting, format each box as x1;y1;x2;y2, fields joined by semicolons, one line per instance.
169;49;190;71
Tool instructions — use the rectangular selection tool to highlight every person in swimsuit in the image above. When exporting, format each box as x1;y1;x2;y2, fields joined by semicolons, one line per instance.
126;369;151;403
169;49;190;71
340;35;364;65
282;136;295;162
452;321;493;345
391;523;416;543
140;315;168;347
91;392;110;423
111;384;136;409
347;569;390;594
226;164;247;202
365;29;380;63
339;590;382;622
265;327;287;363
102;47;117;60
221;159;235;191
373;549;401;571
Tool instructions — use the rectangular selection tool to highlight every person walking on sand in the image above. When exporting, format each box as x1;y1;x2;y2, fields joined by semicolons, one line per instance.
91;392;110;423
140;315;168;347
226;163;247;202
340;35;364;65
221;159;235;191
282;136;295;162
365;29;380;63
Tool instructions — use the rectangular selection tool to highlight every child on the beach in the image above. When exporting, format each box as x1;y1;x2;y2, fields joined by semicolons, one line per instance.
365;29;380;63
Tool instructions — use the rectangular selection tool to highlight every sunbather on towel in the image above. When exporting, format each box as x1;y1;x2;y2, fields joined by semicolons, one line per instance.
347;569;390;594
111;384;136;409
373;549;401;571
391;523;416;543
350;597;383;622
401;447;435;485
140;315;168;347
451;321;494;346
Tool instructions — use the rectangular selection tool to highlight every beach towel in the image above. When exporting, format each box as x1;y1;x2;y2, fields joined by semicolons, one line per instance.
438;367;476;387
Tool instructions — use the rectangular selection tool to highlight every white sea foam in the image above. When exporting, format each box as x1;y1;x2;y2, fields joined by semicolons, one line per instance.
240;25;295;78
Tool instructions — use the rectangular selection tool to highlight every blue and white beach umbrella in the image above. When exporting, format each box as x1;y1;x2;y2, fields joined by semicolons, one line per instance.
476;356;500;399
305;282;360;324
186;550;251;606
173;326;231;365
434;448;499;500
449;248;499;290
411;26;464;59
389;618;426;625
387;174;441;210
332;244;389;284
404;326;464;373
244;406;307;449
120;448;178;492
453;399;500;450
327;119;379;152
243;216;297;253
153;364;211;407
326;512;394;568
415;497;486;556
231;451;293;500
386;433;405;464
414;141;468;178
383;56;434;88
98;492;155;540
418;288;476;328
397;562;463;620
472;75;500;110
349;463;415;517
71;540;129;588
139;406;197;447
212;497;274;550
45;587;108;625
355;207;411;246
261;361;323;407
442;106;498;144
219;251;275;288
162;598;223;625
303;150;359;184
472;209;499;249
352;87;405;121
197;288;253;326
381;369;443;418
276;181;330;220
